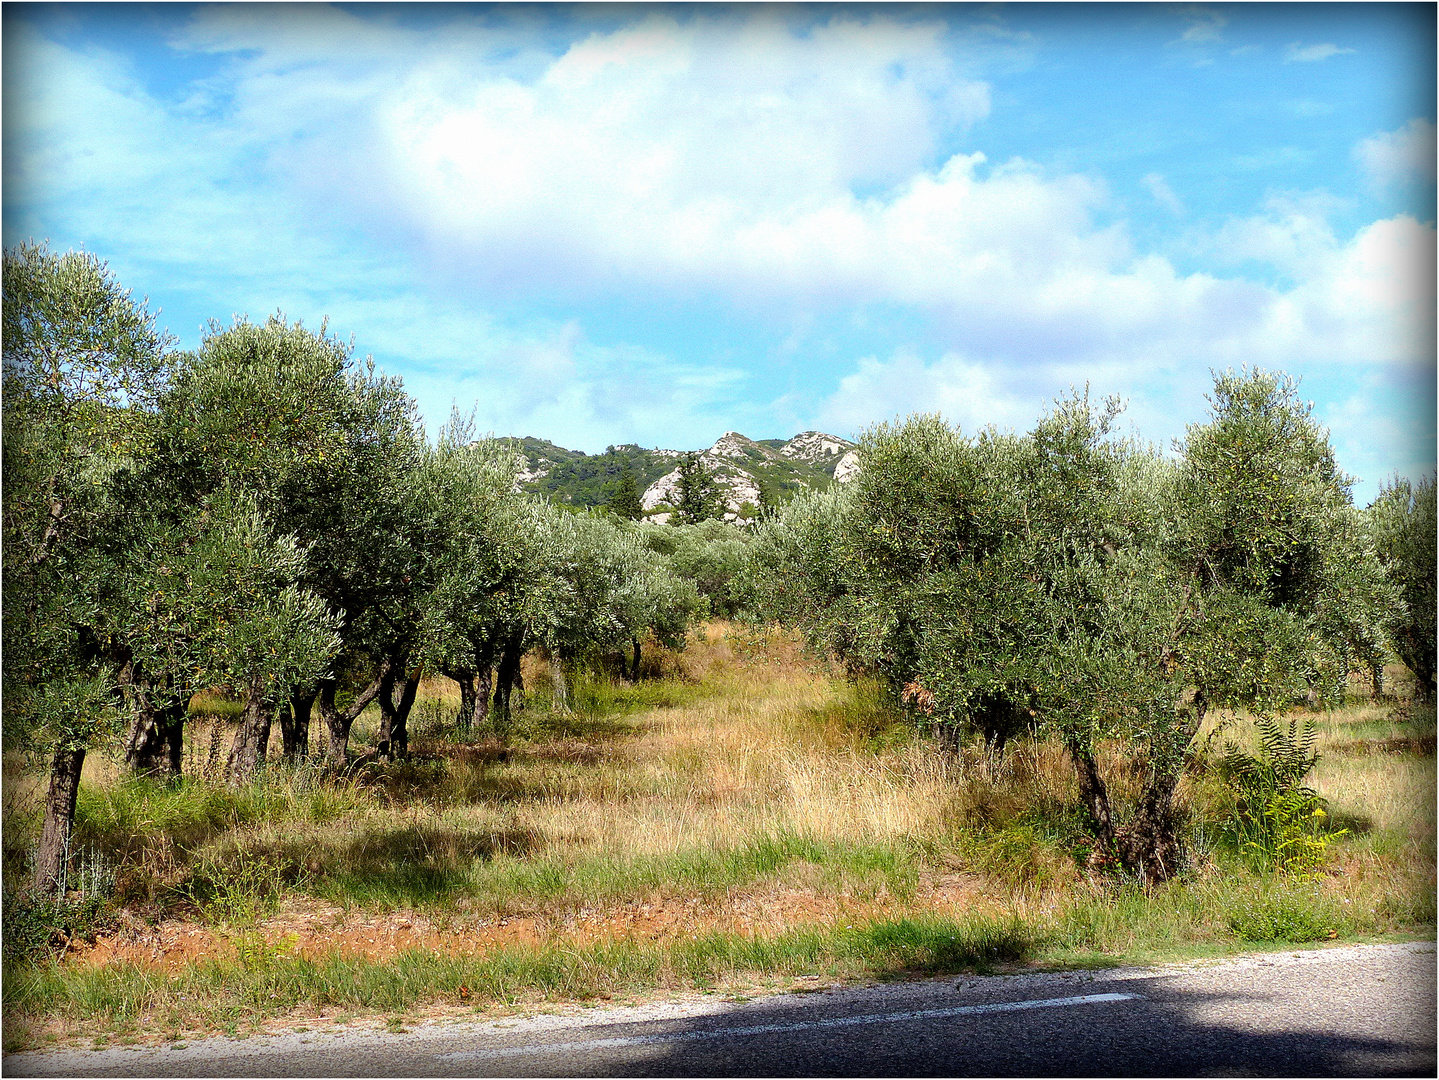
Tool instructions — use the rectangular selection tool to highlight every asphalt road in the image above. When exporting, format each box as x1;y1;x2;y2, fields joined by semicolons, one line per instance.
6;941;1434;1077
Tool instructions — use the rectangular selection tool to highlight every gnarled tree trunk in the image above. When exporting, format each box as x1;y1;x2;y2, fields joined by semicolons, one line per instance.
34;746;85;893
125;695;187;778
1066;736;1116;859
1112;695;1208;884
119;654;186;778
444;647;495;732
493;637;525;729
445;666;477;730
227;676;273;782
376;662;420;760
279;687;316;762
317;663;390;771
474;667;492;728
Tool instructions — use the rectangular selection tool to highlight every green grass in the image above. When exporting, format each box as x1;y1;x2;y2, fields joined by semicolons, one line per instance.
4;882;1429;1050
242;829;922;913
0;912;1041;1043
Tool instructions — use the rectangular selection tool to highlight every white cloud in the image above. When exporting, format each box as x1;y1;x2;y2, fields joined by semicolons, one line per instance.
1142;173;1185;216
815;351;1033;437
1321;374;1438;504
7;8;1433;489
1354;118;1438;192
375;314;756;453
1284;42;1354;63
1174;10;1226;45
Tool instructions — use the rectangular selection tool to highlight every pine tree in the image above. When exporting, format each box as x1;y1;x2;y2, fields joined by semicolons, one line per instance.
609;468;644;520
675;453;721;524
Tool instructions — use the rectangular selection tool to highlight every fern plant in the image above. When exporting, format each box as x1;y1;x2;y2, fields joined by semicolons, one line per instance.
1219;716;1345;875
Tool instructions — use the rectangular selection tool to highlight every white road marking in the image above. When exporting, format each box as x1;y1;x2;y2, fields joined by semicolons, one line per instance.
440;991;1141;1062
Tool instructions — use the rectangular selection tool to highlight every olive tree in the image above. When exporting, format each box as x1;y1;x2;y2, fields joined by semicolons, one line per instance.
409;419;536;733
1369;475;1436;699
2;243;181;889
636;518;751;619
157;315;426;772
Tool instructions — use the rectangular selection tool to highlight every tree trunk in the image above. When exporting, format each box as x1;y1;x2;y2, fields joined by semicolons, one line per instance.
631;638;642;681
125;696;187;778
1113;773;1185;884
319;680;350;770
1066;737;1115;857
493;638;524;728
35;746;86;893
1113;696;1208;884
376;662;419;760
317;663;390;771
390;668;419;759
548;650;569;713
474;667;492;729
448;668;476;731
374;663;398;759
227;676;273;782
280;687;316;762
119;654;186;778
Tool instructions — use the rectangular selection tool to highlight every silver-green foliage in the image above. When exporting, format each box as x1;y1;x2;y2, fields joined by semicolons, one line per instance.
1368;474;1436;697
747;370;1396;880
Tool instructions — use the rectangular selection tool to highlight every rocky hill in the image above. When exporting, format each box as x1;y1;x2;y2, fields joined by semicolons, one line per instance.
508;431;858;521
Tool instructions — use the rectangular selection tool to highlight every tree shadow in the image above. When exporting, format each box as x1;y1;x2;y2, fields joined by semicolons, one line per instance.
224;823;543;908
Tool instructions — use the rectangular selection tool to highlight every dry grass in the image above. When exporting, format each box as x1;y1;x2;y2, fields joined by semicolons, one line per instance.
4;624;1434;1049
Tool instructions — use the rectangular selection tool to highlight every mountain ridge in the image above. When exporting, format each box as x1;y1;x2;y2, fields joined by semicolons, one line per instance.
509;430;859;520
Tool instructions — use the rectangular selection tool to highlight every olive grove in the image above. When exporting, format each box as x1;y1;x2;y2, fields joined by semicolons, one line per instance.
3;245;709;893
746;374;1407;882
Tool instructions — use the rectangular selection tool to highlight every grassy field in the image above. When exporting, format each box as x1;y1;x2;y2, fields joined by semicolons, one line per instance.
2;623;1434;1051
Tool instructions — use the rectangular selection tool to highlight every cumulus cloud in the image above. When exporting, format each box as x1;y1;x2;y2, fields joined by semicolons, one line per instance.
1284;42;1354;63
376;314;755;453
814;350;1034;437
1354;118;1437;192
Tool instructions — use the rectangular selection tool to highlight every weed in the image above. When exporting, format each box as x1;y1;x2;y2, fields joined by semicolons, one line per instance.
172;849;307;924
1219;716;1345;875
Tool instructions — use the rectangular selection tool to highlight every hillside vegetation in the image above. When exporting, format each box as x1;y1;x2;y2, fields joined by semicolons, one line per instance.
511;431;854;515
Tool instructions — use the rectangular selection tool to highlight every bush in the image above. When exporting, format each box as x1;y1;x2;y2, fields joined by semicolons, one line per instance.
2;845;119;961
2;889;120;962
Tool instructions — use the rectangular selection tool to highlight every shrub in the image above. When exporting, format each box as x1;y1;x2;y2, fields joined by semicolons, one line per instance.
2;844;119;961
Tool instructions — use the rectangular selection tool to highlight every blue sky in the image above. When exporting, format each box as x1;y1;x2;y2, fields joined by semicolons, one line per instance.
4;2;1434;501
